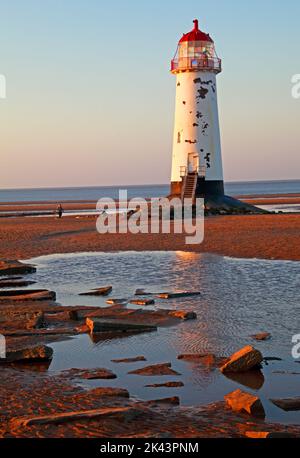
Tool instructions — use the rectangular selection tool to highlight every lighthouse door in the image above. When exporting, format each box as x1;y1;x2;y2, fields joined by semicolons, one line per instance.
187;153;199;174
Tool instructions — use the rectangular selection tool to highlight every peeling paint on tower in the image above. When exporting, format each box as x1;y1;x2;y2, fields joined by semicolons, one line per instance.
170;19;224;197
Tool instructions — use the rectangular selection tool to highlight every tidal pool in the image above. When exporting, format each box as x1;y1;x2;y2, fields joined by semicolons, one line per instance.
26;251;300;424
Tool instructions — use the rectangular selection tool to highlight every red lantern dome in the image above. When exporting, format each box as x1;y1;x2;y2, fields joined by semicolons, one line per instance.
171;19;221;74
179;19;213;44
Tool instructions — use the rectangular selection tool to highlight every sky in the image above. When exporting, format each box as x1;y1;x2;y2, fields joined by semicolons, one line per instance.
0;0;299;188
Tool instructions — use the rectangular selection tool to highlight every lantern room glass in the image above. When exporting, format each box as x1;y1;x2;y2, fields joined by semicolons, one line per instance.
171;40;221;73
178;41;215;59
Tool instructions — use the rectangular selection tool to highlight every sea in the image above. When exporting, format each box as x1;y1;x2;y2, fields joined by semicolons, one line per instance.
0;180;300;203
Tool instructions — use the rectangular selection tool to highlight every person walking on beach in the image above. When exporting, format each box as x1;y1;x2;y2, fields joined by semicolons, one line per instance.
56;203;64;219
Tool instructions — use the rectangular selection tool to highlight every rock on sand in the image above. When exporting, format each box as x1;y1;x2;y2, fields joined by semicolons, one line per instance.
224;389;265;418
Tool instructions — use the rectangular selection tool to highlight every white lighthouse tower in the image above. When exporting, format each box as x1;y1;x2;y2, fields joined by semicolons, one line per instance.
168;19;264;214
170;19;224;200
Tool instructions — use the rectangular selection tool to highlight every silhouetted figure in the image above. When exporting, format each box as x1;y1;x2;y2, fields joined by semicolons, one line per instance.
56;203;63;219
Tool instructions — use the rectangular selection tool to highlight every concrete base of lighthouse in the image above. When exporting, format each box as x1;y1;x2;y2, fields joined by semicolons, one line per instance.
170;177;267;214
204;193;267;214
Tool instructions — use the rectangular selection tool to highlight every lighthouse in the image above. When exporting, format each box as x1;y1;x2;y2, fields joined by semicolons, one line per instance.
170;19;223;200
169;20;265;213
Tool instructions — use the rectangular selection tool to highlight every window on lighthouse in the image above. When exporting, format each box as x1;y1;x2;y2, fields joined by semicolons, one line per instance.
188;44;197;57
177;132;181;143
179;42;188;58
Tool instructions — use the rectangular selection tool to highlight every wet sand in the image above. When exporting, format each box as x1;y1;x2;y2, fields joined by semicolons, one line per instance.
2;366;300;438
0;212;300;261
243;197;300;205
4;290;294;439
1;294;300;439
1;197;300;438
1;193;300;213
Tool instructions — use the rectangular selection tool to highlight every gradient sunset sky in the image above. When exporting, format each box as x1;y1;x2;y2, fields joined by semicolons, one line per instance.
0;0;299;188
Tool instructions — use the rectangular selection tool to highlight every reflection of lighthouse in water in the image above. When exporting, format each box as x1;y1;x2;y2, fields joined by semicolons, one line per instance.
170;19;224;199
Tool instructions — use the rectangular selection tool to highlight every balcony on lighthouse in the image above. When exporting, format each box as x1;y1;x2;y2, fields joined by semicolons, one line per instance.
171;20;221;74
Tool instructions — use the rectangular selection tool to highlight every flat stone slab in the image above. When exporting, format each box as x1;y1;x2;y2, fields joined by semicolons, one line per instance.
244;431;270;439
145;381;184;388
10;406;140;427
79;305;197;332
61;367;117;380
105;298;128;305
0;276;23;280
156;291;201;299
26;310;44;329
4;328;75;338
135;289;156;296
86;317;157;334
225;389;265;418
0;289;56;302
111;356;147;363
129;299;155;306
79;286;112;296
0;309;45;332
83;387;129;398
46;310;79;321
168;310;197;320
0;279;36;288
141;397;180;406
270;397;300;411
244;431;296;438
0;260;36;276
128;362;181;376
1;345;53;363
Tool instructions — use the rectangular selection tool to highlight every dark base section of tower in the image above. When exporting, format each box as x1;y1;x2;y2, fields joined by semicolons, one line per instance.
196;179;224;197
170;177;268;215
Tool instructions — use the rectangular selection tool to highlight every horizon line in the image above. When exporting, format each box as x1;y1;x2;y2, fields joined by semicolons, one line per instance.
0;178;300;192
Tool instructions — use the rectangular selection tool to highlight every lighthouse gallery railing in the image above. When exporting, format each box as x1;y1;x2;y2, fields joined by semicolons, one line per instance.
171;57;221;73
180;166;206;177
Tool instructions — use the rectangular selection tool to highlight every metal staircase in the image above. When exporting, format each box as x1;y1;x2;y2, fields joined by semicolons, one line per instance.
180;166;206;201
181;173;197;201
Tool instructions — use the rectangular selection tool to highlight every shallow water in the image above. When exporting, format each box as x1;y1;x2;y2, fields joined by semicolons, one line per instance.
258;203;300;213
26;251;300;424
2;206;300;219
1;202;300;218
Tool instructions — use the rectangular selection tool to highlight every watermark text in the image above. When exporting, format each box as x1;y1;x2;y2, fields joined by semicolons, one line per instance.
0;74;6;99
291;74;300;99
96;190;204;245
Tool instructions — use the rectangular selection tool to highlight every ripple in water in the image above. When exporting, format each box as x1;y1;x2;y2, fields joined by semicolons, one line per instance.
26;251;300;424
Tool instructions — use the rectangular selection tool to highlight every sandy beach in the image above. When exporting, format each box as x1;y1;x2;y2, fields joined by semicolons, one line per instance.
0;200;300;438
0;212;300;261
1;193;300;213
